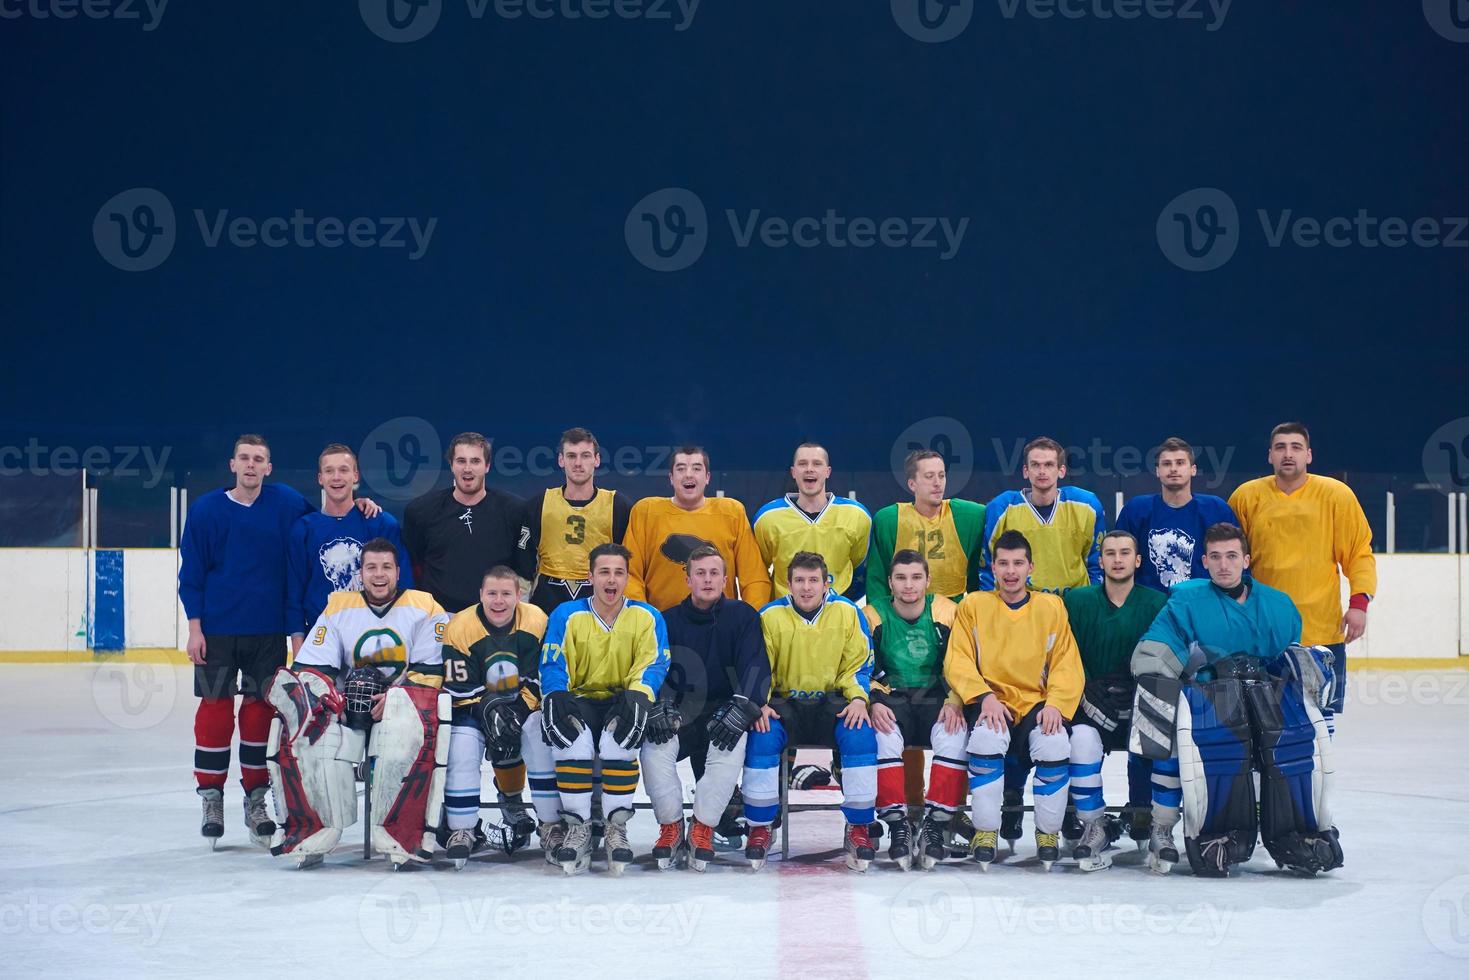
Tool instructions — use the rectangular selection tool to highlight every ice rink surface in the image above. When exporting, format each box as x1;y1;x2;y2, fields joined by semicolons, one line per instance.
3;663;1468;979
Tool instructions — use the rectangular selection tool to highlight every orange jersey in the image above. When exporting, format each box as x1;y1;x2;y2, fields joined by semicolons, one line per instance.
623;496;772;611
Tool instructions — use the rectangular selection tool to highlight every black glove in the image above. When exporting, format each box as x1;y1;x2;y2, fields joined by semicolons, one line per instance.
606;690;652;749
478;692;532;754
645;699;681;745
540;690;585;749
706;695;761;752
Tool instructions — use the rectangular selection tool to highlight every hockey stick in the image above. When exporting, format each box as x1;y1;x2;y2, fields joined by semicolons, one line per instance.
362;758;373;861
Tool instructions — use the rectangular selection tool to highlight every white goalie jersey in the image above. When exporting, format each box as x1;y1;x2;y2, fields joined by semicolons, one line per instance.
293;588;449;681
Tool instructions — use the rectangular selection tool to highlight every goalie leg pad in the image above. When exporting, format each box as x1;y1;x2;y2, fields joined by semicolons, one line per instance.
264;668;359;858
1176;678;1257;876
369;686;450;863
1247;676;1342;873
1129;674;1182;760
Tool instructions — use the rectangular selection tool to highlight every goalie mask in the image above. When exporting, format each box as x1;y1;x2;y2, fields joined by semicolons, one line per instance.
342;667;389;732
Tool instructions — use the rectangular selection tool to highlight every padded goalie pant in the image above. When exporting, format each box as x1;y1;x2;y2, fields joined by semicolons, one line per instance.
641;711;744;826
1176;672;1339;875
742;698;877;827
444;714;560;831
952;703;1070;835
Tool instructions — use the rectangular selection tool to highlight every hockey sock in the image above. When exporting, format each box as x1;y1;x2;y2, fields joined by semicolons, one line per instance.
876;751;906;815
194;697;234;792
903;748;927;809
237;697;273;793
555;758;595;821
493;760;527;797
600;759;640;818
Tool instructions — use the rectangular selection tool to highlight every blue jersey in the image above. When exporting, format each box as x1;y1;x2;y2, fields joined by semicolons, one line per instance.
178;484;312;635
1136;578;1302;673
286;508;414;636
1114;493;1238;592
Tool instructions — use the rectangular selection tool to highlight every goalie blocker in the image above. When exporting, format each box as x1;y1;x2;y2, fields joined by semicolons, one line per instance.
265;666;451;869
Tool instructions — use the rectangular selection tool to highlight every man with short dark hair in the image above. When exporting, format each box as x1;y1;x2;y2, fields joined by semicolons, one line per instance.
1114;437;1237;593
403;432;527;616
519;427;632;614
981;436;1105;593
868;449;985;604
753;441;871;600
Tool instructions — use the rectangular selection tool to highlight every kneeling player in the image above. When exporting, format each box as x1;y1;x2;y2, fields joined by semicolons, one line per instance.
539;544;670;875
865;550;967;870
940;531;1084;871
1131;523;1341;877
742;552;878;872
641;546;770;870
264;539;450;869
440;566;556;868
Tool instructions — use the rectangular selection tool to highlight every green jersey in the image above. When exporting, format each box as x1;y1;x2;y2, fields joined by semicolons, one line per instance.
1062;583;1166;677
862;594;957;691
867;499;986;604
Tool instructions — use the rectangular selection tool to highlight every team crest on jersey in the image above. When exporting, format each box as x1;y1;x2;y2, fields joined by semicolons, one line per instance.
660;533;714;566
484;652;520;694
1148;528;1195;588
352;627;407;670
318;537;363;592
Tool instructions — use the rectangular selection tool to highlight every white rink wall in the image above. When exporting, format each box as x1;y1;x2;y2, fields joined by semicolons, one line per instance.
0;548;1463;658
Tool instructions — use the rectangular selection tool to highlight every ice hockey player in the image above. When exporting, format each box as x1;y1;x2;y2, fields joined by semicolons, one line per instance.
263;538;450;869
741;551;878;872
1062;530;1168;871
440;565;553;868
641;545;770;871
941;530;1084;871
539;543;670;875
865;549;966;870
1130;522;1342;877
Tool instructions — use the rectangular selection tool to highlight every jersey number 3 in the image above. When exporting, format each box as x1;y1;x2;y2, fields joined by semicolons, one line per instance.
564;514;587;545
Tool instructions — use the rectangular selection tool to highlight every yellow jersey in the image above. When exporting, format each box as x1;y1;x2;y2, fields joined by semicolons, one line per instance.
753;493;872;599
539;597;670;702
944;591;1083;720
759;594;873;703
624;496;772;611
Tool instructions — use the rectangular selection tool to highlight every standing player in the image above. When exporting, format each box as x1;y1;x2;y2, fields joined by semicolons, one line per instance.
868;449;985;604
403;432;527;617
865;550;966;870
939;530;1084;871
268;539;449;869
1229;423;1375;732
741;552;878;873
1114;437;1236;593
519;427;632;614
539;544;670;875
641;545;770;871
1062;530;1168;870
180;435;310;846
287;443;412;653
624;446;771;610
753;442;872;600
440;565;553;867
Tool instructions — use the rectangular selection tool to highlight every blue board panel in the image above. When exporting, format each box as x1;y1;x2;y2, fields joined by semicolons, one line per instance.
92;550;125;652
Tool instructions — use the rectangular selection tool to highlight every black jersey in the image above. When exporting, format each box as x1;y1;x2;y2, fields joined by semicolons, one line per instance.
403;487;527;615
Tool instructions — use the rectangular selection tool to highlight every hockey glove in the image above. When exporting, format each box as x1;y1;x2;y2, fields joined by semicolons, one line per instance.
478;691;532;754
541;690;585;749
606;690;652;750
645;699;681;745
706;695;761;752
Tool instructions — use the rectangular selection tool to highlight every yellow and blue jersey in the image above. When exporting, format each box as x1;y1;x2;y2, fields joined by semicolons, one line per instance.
980;487;1105;593
759;592;873;703
539;597;670;702
753;493;872;599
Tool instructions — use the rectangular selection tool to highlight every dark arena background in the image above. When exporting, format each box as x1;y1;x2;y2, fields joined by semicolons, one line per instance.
1;3;1466;978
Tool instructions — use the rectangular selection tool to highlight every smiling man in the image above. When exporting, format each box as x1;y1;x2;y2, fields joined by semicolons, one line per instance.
981;436;1105;593
753;441;872;601
1114;437;1237;593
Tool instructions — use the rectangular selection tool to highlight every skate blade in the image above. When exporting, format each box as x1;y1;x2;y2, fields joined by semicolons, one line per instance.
845;856;870;873
918;854;939;871
608;859;628;877
892;855;912;872
656;856;673;871
689;857;709;873
748;857;766;872
296;853;324;871
1136;840;1148;854
453;858;467;870
976;860;991;872
561;856;591;876
1040;860;1054;872
1077;854;1112;872
1146;856;1173;875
